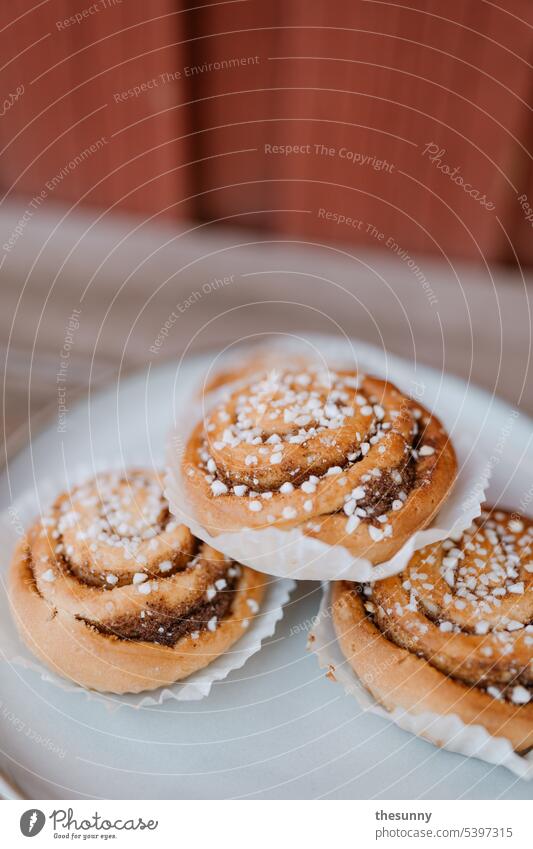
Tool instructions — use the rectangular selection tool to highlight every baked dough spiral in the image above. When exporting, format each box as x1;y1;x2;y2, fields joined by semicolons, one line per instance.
183;365;457;564
332;507;533;751
9;469;265;694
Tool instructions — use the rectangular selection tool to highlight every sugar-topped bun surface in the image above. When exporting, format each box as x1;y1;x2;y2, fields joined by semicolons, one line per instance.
182;365;457;566
332;506;533;751
9;469;265;694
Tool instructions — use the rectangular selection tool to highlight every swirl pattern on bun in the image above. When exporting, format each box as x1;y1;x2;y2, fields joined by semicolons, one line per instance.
183;366;457;564
9;470;265;694
332;507;533;751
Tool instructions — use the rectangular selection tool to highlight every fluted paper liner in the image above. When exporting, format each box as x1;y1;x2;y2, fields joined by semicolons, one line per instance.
309;583;533;780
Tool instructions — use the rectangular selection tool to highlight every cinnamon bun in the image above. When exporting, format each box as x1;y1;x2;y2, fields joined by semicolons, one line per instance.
9;469;266;694
332;507;533;751
182;365;457;566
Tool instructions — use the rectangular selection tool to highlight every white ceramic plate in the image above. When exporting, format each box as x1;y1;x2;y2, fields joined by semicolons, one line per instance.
0;340;532;800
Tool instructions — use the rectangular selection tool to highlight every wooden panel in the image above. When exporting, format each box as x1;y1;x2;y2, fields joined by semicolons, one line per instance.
1;1;533;262
0;1;191;217
186;0;283;228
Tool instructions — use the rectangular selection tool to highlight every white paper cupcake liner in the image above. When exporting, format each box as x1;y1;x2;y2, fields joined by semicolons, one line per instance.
309;583;533;781
0;466;295;710
165;338;491;582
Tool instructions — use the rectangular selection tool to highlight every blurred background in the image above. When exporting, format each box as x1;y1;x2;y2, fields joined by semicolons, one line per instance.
2;0;533;451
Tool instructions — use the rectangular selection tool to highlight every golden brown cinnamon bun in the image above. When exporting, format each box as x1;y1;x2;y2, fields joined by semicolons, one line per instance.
332;507;533;751
9;469;265;694
183;365;457;565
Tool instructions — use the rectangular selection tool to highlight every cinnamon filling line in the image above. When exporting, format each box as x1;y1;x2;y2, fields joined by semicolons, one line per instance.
358;586;533;707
